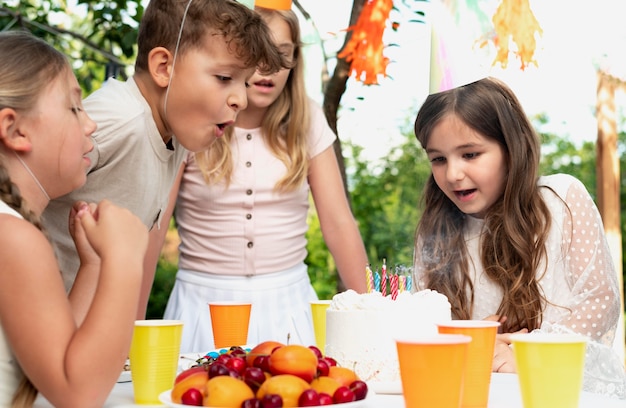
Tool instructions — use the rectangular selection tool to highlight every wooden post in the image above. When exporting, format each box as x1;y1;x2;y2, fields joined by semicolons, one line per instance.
596;70;624;362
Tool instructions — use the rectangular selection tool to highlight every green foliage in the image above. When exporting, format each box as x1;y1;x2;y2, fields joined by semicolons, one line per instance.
147;258;177;319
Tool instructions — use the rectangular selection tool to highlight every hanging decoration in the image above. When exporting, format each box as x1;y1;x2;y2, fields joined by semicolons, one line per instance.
337;0;394;85
488;0;542;70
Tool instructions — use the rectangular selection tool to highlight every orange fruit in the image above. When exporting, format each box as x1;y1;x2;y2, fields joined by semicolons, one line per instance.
310;376;341;396
268;344;318;383
256;374;311;407
203;375;254;407
170;367;209;403
327;366;359;387
246;340;284;367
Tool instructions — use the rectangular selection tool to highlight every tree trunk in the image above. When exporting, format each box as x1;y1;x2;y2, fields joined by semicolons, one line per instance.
321;0;366;293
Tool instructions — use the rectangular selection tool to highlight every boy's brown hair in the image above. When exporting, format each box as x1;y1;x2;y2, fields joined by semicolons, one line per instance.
135;0;284;74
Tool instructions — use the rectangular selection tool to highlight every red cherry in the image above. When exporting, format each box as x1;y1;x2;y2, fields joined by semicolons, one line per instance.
316;358;330;377
241;398;262;408
308;345;323;359
243;366;267;392
207;362;230;378
252;355;271;373
228;346;247;358
215;353;232;365
298;389;321;407
261;394;283;408
349;380;369;401
225;356;247;375
333;386;356;404
180;388;203;406
322;356;337;367
318;393;334;406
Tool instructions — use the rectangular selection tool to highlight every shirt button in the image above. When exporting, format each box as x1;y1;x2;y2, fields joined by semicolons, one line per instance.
246;214;252;220
246;134;252;140
246;189;253;195
247;242;254;248
246;161;252;167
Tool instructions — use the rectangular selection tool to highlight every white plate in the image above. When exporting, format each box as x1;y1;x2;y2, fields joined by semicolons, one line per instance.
117;359;131;383
159;388;376;408
368;380;401;394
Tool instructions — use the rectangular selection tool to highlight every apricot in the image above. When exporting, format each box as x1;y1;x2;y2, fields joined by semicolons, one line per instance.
256;374;311;407
268;344;318;383
327;366;359;387
246;340;284;367
171;367;209;403
203;375;254;407
310;376;341;397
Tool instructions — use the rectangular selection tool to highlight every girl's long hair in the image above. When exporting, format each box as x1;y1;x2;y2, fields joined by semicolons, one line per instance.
413;77;551;333
195;7;310;192
0;29;69;408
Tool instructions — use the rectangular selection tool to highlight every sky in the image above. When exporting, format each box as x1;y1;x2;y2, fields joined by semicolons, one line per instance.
296;0;626;162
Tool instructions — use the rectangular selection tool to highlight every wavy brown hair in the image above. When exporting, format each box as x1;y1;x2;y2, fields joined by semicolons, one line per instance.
413;77;551;333
196;7;309;192
0;30;69;407
135;0;285;75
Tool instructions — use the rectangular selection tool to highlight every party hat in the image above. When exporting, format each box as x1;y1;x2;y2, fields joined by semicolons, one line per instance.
428;1;489;94
255;0;292;10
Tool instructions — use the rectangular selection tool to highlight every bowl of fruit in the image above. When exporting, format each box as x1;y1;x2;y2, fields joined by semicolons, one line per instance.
159;342;372;407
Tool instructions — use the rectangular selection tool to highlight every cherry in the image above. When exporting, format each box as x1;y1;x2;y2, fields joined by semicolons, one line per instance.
243;366;267;392
225;356;247;375
318;393;334;406
180;388;203;406
308;345;323;359
229;345;247;358
260;393;283;408
252;355;271;373
207;362;230;378
322;356;337;367
215;353;232;365
298;389;321;407
349;380;368;401
241;398;262;408
316;358;330;377
333;386;356;404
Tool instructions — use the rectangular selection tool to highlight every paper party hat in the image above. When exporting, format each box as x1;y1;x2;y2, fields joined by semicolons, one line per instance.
255;0;292;10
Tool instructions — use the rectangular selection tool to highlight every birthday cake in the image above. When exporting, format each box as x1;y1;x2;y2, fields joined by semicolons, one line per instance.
325;289;452;390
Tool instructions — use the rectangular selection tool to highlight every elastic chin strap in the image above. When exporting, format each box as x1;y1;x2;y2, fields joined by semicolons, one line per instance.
14;151;50;201
163;0;193;119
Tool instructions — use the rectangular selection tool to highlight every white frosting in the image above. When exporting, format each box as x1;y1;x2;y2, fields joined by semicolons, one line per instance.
325;289;452;384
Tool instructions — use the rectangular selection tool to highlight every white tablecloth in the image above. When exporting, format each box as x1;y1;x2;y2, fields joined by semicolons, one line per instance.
34;372;624;407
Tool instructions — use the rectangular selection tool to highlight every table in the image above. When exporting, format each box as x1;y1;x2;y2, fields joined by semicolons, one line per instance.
34;373;625;407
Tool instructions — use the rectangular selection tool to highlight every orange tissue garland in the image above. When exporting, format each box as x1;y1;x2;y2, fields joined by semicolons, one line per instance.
337;0;393;85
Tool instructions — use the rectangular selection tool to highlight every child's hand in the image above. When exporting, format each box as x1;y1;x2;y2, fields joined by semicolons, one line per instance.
75;200;148;264
492;328;528;373
70;201;100;268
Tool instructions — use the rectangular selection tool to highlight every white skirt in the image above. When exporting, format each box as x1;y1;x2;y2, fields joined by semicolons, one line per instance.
163;262;319;353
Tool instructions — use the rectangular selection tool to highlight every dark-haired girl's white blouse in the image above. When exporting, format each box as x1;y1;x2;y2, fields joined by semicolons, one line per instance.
414;173;626;399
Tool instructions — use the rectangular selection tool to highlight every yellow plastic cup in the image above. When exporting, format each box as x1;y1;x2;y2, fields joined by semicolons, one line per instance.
511;333;587;408
129;320;183;404
208;301;251;349
396;334;471;408
310;300;331;354
437;320;500;408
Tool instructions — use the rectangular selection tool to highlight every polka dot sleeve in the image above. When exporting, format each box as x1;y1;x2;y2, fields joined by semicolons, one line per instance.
556;179;620;344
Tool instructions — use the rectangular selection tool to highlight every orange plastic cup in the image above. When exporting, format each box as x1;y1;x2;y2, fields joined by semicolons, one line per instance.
437;320;500;407
396;334;471;408
511;333;587;408
208;301;251;349
310;300;331;354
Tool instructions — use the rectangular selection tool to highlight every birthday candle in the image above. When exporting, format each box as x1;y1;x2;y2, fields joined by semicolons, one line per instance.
406;275;412;292
374;271;381;292
365;265;374;293
398;275;406;292
390;274;399;300
380;259;387;297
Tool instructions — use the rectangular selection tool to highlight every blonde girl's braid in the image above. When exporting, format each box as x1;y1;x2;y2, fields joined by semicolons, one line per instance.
0;163;44;231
